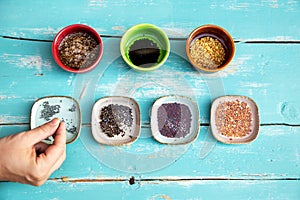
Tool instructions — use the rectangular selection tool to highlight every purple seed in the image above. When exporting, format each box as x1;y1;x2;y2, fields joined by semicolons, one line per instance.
157;103;192;138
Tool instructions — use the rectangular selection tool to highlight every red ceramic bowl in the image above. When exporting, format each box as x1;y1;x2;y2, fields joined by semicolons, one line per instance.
52;24;103;73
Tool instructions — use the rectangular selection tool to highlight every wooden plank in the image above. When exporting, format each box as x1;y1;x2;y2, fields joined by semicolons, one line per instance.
1;125;299;179
0;38;300;124
0;0;299;40
0;179;299;200
0;0;299;198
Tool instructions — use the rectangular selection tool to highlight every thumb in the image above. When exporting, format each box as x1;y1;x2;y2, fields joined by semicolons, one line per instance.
25;118;61;144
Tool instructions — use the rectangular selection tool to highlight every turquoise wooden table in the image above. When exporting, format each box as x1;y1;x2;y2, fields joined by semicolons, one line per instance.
0;0;300;199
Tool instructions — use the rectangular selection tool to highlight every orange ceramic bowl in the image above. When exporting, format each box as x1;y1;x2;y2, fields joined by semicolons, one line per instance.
186;24;235;73
52;24;103;73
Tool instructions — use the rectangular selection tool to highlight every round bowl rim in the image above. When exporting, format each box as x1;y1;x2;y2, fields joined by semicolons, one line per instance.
52;24;103;73
185;24;235;73
120;23;170;72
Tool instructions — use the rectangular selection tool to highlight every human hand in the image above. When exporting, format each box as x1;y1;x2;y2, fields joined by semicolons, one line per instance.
0;118;66;186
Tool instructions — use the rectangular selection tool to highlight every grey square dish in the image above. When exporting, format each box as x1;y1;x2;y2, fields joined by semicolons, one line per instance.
151;95;200;144
31;96;81;144
91;96;141;145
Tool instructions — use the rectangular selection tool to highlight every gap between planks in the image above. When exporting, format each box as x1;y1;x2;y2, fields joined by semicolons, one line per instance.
1;176;300;184
45;177;300;184
1;35;300;44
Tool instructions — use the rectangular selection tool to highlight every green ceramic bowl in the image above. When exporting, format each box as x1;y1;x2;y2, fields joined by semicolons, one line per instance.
120;23;170;72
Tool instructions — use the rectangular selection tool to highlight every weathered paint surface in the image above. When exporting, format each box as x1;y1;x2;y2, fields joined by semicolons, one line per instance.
0;0;299;199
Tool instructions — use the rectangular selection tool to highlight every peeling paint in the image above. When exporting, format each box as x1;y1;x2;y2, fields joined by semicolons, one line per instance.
112;26;125;31
19;27;58;36
0;53;52;74
89;0;106;7
67;75;75;86
263;0;279;8
152;194;172;200
245;36;294;42
0;115;28;124
201;56;252;78
9;81;17;88
148;155;157;159
0;95;17;100
286;0;298;11
211;0;298;11
20;56;42;74
241;82;271;88
295;146;300;163
212;2;250;11
263;128;289;136
162;27;187;37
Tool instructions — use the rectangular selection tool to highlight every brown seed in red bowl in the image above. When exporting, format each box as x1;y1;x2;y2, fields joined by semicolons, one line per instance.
52;24;103;73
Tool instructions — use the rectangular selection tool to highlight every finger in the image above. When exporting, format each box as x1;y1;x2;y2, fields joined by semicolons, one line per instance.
35;142;49;155
53;121;67;146
48;146;66;175
39;122;66;168
25;118;60;144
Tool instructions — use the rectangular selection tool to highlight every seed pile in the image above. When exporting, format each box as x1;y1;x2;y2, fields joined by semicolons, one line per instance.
215;100;252;137
59;32;100;69
99;104;133;137
68;104;76;112
66;125;77;135
190;36;226;70
40;101;60;121
61;117;77;135
157;103;192;138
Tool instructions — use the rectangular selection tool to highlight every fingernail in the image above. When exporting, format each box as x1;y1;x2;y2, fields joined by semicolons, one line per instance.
50;118;60;126
60;121;66;127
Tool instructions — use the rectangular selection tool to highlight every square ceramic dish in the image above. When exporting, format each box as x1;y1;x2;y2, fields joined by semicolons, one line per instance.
210;95;260;144
30;96;81;144
91;96;141;145
150;95;200;144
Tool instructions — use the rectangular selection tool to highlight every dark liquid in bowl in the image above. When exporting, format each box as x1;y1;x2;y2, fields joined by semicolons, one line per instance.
128;38;160;68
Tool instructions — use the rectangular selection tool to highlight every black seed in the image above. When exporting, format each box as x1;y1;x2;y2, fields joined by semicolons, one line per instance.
68;104;76;112
99;104;133;138
40;101;61;121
